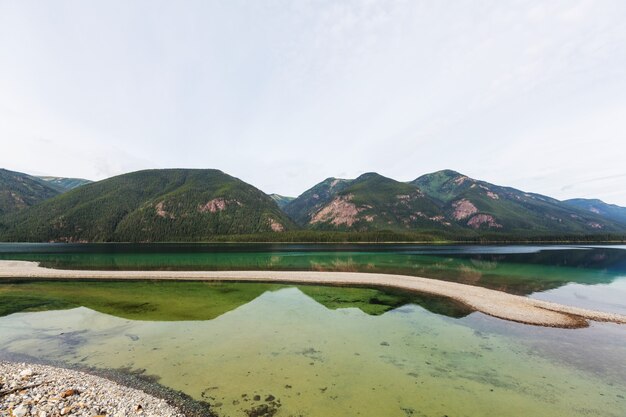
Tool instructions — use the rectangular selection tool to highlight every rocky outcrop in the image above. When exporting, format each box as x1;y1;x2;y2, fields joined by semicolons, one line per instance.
467;214;502;229
198;198;242;213
452;199;478;220
310;195;363;227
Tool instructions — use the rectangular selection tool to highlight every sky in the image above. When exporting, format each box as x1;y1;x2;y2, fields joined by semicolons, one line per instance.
0;0;625;205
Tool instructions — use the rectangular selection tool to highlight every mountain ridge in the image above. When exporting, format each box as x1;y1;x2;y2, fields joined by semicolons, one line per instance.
564;198;626;226
0;168;63;216
36;176;92;192
0;169;295;242
0;167;624;242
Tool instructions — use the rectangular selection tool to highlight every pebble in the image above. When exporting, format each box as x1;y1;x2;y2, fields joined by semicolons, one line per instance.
13;404;29;417
19;368;34;378
0;361;186;417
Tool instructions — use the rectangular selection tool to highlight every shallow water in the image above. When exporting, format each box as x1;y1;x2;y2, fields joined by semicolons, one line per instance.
1;244;626;416
0;283;625;417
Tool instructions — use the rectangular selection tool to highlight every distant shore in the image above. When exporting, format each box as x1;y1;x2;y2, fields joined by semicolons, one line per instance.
2;260;626;328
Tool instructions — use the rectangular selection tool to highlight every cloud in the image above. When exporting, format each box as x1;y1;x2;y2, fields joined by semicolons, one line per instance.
0;0;624;204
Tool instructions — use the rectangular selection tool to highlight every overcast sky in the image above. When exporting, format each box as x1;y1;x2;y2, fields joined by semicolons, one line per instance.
1;0;625;204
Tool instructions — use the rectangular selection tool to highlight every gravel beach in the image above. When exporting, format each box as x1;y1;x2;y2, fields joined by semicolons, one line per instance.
0;362;185;417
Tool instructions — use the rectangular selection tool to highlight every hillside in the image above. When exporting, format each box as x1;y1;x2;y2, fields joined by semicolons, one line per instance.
0;168;623;242
285;173;453;232
37;176;92;192
0;169;61;216
269;194;295;209
412;170;623;234
283;177;353;225
564;199;626;226
0;169;295;242
282;170;624;237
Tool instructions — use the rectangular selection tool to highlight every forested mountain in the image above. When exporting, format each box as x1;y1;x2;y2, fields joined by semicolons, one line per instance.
411;170;623;234
285;173;456;232
0;169;295;242
36;176;92;192
0;167;624;242
283;170;624;236
564;199;626;226
313;173;452;231
0;169;62;216
283;177;353;225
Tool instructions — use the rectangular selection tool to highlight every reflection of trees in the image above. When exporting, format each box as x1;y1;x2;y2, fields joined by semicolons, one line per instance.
310;257;362;272
1;281;472;322
2;245;624;297
469;259;498;270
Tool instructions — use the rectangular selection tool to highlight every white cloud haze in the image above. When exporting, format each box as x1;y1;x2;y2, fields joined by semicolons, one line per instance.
0;0;625;204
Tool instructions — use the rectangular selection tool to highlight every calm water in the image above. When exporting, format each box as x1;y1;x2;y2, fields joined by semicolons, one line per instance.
1;244;626;416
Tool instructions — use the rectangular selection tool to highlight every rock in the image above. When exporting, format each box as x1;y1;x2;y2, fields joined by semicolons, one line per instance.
13;404;29;417
61;389;79;398
1;361;185;417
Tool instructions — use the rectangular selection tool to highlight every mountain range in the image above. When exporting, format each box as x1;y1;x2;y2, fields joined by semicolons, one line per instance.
0;167;624;242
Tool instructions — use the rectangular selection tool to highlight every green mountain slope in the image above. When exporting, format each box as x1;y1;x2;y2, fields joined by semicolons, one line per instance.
269;194;295;209
412;170;623;234
283;177;352;225
0;169;295;242
37;176;92;192
0;169;62;216
286;173;453;232
564;199;626;226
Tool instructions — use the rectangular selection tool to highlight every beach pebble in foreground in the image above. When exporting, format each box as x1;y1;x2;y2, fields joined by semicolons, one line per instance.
0;362;185;417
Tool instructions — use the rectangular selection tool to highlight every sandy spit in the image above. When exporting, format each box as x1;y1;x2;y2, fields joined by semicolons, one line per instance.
1;260;625;329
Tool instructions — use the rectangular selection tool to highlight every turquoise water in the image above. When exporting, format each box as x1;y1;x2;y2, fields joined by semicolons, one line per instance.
1;244;625;416
1;243;626;310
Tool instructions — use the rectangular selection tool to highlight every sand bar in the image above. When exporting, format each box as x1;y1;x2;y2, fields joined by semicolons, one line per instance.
1;260;625;328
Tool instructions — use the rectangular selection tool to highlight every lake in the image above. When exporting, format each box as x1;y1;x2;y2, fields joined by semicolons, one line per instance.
1;244;625;416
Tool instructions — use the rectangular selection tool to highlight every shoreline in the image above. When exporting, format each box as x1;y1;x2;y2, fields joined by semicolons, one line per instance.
0;351;215;417
0;239;626;242
1;261;626;328
0;360;197;417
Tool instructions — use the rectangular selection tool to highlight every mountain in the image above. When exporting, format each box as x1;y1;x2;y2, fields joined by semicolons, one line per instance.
563;199;626;226
285;173;451;232
0;169;62;216
0;169;295;242
283;177;353;225
269;194;295;209
1;167;623;242
37;176;92;192
284;169;624;236
411;170;622;234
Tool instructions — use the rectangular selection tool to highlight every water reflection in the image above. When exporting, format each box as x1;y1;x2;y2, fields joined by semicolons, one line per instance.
1;244;625;297
0;281;472;321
